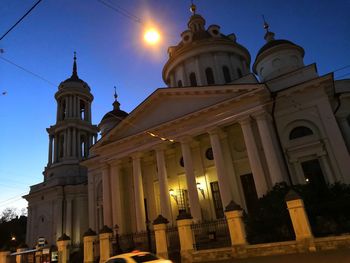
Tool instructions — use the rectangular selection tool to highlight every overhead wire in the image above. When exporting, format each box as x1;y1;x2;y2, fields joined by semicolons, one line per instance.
0;0;43;41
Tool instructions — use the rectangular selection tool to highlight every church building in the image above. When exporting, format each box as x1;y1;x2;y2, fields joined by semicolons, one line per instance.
83;5;350;235
25;5;350;246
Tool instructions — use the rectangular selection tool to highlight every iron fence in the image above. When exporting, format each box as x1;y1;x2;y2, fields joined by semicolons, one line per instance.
167;226;180;262
191;218;231;250
117;230;156;253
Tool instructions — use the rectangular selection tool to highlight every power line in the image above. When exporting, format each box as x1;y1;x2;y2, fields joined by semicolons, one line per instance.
0;0;43;41
333;65;350;73
335;72;350;79
0;56;57;87
97;0;142;24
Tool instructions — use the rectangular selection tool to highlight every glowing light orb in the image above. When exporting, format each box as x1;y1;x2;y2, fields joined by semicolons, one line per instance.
144;29;160;45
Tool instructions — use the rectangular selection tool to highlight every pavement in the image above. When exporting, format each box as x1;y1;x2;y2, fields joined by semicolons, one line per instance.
201;249;350;263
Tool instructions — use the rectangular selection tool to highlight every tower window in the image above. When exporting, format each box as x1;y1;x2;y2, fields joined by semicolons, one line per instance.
289;126;313;140
178;80;183;87
62;100;66;120
80;100;85;120
59;135;64;158
189;72;197;86
80;136;86;158
237;68;243;78
223;66;231;83
205;67;215;85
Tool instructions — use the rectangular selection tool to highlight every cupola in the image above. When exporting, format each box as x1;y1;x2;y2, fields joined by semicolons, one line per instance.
99;87;128;136
163;4;251;87
253;21;305;82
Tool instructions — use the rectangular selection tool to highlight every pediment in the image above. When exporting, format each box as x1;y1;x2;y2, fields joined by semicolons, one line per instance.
95;84;260;148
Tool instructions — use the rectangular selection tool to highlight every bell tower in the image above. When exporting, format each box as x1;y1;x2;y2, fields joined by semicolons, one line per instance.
45;53;98;178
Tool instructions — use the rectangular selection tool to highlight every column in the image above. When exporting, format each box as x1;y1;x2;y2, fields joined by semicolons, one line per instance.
208;128;233;208
239;117;268;197
132;153;147;232
194;57;203;86
110;160;124;233
56;197;63;240
213;53;224;84
180;138;202;221
48;135;53;165
65;198;72;237
102;165;113;227
254;111;286;185
54;136;58;163
339;116;350;150
77;131;81;157
170;74;175;87
88;174;96;230
180;64;187;86
67;128;72;157
155;147;172;222
72;128;77;157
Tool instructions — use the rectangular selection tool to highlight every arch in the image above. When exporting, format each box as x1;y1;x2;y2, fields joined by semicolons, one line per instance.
222;66;231;83
205;67;215;85
289;126;313;140
189;72;197;86
177;80;183;87
237;68;243;78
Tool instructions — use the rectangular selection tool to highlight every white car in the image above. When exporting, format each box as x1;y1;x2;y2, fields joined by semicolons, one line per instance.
105;251;173;263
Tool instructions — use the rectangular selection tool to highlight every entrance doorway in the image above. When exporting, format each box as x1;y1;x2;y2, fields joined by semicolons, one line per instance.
240;173;259;214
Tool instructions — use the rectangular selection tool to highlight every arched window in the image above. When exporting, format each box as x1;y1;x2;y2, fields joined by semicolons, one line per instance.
189;72;197;86
289;126;313;140
205;68;215;85
178;80;183;87
237;68;243;78
80;100;85;120
222;66;231;83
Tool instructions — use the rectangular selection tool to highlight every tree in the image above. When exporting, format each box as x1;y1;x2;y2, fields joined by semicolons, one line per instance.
0;207;18;223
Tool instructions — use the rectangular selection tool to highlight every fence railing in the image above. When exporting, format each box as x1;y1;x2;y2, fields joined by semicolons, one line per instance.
191;218;231;250
117;230;156;254
167;226;180;261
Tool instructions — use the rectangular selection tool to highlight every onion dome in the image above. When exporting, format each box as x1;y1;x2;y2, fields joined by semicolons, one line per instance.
163;4;251;87
253;21;305;82
99;87;128;136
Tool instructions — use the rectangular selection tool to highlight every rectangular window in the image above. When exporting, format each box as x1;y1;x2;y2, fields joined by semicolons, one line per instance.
301;159;326;187
240;173;259;214
210;181;224;219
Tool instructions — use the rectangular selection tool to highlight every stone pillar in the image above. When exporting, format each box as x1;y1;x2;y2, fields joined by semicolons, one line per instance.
239;117;268;197
285;190;313;241
102;165;113;228
72;128;76;157
208;128;233;208
88;174;96;230
180;64;187;86
225;201;247;246
99;226;113;263
16;247;27;263
213;53;223;84
65;198;72;237
194;57;203;86
67;128;71;157
254;111;286;185
176;213;194;262
0;251;10;263
48;135;53;165
132;153;147;232
110;160;124;233
83;229;97;263
180;138;202;221
153;215;169;259
57;234;71;263
155;147;172;222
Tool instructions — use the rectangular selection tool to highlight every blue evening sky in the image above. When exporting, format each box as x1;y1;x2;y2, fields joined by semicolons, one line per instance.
0;0;349;213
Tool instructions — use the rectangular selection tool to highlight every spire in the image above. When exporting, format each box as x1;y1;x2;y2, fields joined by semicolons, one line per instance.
71;51;79;79
262;15;275;42
112;86;120;110
190;1;196;15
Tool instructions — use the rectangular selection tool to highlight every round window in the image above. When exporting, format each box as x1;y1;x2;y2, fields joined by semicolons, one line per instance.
205;148;214;160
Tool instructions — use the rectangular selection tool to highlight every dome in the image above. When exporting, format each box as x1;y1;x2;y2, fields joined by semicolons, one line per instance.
162;5;251;87
253;30;305;82
99;92;128;136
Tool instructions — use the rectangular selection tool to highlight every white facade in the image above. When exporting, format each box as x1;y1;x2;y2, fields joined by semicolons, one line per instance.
25;8;350;245
24;55;98;247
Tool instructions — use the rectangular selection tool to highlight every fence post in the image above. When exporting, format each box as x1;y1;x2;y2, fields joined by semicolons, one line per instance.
99;225;113;263
153;215;169;259
16;245;28;263
225;201;247;246
0;250;10;263
83;228;97;263
176;213;194;263
285;190;315;251
57;233;71;263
